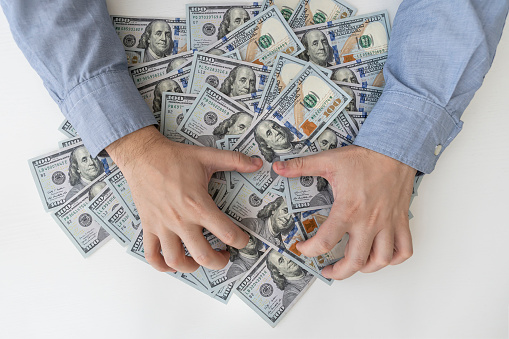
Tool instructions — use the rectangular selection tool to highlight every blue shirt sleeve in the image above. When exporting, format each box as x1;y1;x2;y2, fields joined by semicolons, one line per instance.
353;0;509;174
0;0;157;157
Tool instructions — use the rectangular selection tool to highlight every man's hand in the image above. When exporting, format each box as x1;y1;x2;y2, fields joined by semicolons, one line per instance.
106;126;262;273
273;145;417;280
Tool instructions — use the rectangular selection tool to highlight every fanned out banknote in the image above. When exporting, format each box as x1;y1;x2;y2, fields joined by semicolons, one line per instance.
104;167;139;222
332;81;383;114
261;0;301;21
346;110;368;129
187;52;272;99
234;249;316;327
186;3;262;50
293;11;391;66
329;53;387;88
51;173;111;257
112;15;188;57
232;63;352;197
177;84;256;147
160;93;198;143
125;48;145;66
203;6;305;66
288;0;357;29
58;120;77;138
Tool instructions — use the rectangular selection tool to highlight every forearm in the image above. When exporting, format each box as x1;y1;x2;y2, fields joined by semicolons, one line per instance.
1;0;156;156
354;0;509;173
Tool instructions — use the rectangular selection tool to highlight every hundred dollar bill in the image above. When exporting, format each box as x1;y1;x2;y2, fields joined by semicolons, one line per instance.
212;281;236;304
105;167;138;223
177;85;255;148
235;249;316;327
294;11;391;66
288;0;357;29
111;16;187;58
187;52;271;99
58;120;77;138
160;93;197;143
137;66;191;123
125;48;145;66
257;52;331;115
412;175;424;197
186;3;262;50
58;136;82;149
51;173;111;257
296;208;348;270
232;63;351;197
29;142;115;212
261;0;301;21
329;53;387;88
203;7;305;66
333;81;382;114
86;185;140;245
234;93;261;114
129;50;195;87
345;111;367;130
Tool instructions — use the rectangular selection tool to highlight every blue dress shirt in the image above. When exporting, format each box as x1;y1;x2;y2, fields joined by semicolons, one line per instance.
1;0;508;174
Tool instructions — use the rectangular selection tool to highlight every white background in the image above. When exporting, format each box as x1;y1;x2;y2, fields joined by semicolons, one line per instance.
1;0;508;338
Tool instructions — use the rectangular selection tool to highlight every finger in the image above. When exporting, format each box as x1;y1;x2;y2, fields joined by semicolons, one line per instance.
143;231;174;272
321;230;375;280
273;152;328;178
181;229;230;270
201;148;263;173
360;228;394;273
296;207;348;257
391;222;413;265
159;228;199;273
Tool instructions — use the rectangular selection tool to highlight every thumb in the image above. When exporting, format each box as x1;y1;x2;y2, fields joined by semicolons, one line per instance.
273;153;327;178
205;148;263;173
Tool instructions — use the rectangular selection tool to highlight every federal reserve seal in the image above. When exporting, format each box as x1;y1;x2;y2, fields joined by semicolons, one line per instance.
176;113;184;126
204;111;218;126
248;193;262;207
123;34;136;48
259;283;274;297
52;171;66;185
202;23;216;36
78;213;93;227
205;75;219;88
300;176;314;187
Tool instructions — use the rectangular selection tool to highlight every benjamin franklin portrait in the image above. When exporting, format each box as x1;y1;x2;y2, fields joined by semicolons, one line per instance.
226;231;264;279
196;112;253;148
166;57;188;73
316;128;338;152
207;48;226;56
309;176;334;207
240;196;295;248
65;146;104;201
299;30;334;67
220;66;257;97
152;79;183;113
137;20;174;62
331;68;359;84
217;7;251;40
340;86;358;112
266;250;313;308
254;120;305;162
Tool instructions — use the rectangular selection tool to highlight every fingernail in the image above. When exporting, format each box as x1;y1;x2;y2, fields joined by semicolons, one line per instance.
251;157;263;167
275;161;285;170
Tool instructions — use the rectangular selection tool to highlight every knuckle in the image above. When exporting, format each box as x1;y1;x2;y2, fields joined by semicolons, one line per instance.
375;255;391;267
164;255;181;269
349;257;367;271
194;252;213;267
400;247;413;260
316;237;334;253
231;150;243;165
221;230;236;245
291;157;305;170
183;195;205;216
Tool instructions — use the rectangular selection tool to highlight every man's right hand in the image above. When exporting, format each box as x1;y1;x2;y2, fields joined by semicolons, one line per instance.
106;126;263;273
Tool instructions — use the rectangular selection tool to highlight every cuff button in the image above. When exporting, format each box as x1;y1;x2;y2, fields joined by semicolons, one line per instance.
434;144;443;156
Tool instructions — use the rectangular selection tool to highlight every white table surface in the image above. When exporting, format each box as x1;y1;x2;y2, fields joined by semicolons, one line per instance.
1;1;508;338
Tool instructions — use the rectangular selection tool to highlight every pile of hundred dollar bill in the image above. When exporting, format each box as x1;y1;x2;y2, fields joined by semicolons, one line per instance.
28;0;424;327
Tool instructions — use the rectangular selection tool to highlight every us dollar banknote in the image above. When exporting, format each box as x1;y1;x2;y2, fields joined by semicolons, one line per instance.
187;52;272;99
346;110;368;129
333;81;383;114
51;173;111;257
203;7;305;66
160;93;197;143
186;3;262;50
58;136;82;149
177;85;255;148
234;249;316;327
105;167;139;222
232;63;351;197
137;66;191;123
58;120;77;138
294;11;391;66
329;52;387;88
29;142;115;211
261;0;301;21
86;185;140;245
111;16;187;58
125;48;145;66
288;0;357;29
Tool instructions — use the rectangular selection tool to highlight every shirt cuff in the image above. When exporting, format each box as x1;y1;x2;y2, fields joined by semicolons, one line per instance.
353;90;463;174
59;70;157;157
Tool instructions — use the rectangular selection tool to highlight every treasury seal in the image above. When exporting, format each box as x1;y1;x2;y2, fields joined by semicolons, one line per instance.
204;111;218;125
123;34;136;48
202;23;216;36
176;113;184;126
205;75;219;88
259;283;274;297
248;193;262;207
78;213;93;227
300;176;314;187
52;171;66;185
